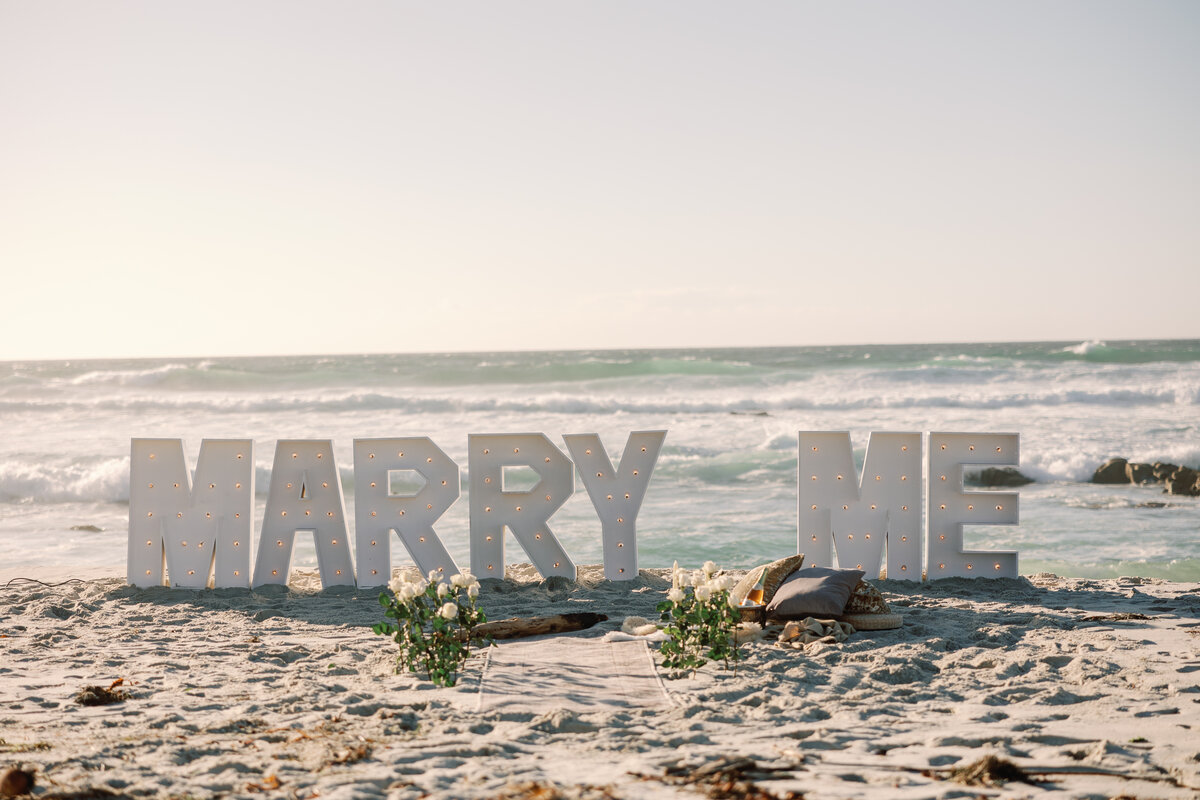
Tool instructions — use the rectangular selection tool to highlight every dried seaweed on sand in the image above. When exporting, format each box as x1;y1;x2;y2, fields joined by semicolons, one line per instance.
633;756;804;799
945;755;1033;786
73;679;130;707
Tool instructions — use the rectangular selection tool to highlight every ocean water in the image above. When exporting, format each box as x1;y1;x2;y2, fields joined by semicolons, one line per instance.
1;340;1198;581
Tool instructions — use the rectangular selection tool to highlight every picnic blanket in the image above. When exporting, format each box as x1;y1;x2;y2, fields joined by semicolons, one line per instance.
477;635;672;712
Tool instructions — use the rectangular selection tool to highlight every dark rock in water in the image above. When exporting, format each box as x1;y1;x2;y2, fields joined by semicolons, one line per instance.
1152;462;1179;480
1125;462;1155;484
1091;458;1129;484
729;410;770;417
1166;466;1200;496
69;524;103;532
965;467;1034;487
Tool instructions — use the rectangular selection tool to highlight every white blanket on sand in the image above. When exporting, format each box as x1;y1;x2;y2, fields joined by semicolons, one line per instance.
477;636;673;712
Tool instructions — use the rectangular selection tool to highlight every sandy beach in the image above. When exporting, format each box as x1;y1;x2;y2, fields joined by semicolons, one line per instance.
2;565;1199;799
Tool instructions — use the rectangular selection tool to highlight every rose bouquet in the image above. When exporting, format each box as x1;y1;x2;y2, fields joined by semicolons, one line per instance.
373;570;487;687
656;560;740;675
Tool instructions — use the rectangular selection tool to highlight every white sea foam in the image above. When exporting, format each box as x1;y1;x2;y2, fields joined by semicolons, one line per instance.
68;362;199;387
0;457;130;503
1064;339;1106;355
1;381;1194;418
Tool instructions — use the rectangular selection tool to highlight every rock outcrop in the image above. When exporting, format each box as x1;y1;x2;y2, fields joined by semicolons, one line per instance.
1091;458;1129;484
1166;466;1200;496
1125;462;1156;484
1152;462;1179;480
1091;457;1200;496
965;467;1035;487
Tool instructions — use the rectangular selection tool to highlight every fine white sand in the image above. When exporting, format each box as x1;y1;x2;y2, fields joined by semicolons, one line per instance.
2;564;1199;799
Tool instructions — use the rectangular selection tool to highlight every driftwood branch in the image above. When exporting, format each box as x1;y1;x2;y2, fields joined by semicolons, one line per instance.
818;756;1198;790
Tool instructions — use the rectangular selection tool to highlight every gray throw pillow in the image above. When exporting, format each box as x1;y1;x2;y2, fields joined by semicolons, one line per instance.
765;567;865;619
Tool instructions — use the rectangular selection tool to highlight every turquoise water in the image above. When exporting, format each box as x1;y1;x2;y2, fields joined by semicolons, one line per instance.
1;339;1198;579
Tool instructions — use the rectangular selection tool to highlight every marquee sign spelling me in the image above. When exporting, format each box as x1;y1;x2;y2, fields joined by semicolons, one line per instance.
127;430;1021;589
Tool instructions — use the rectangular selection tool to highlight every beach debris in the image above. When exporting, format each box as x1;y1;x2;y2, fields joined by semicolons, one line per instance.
0;767;34;798
493;781;619;799
476;612;608;640
67;525;102;532
828;756;1200;792
2;776;121;800
34;789;120;800
0;741;51;754
73;679;130;707
324;742;372;768
1081;612;1155;622
939;755;1033;787
633;756;803;799
245;774;282;792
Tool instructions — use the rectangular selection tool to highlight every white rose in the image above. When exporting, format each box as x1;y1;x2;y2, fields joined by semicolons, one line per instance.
729;593;742;609
397;585;415;602
667;587;685;604
450;573;467;588
695;585;712;602
691;570;705;587
437;582;449;598
439;602;459;620
428;570;440;583
467;583;479;599
388;577;405;594
715;575;737;592
702;560;718;577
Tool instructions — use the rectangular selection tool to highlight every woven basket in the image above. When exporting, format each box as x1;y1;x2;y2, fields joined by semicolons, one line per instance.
737;603;766;624
837;611;902;630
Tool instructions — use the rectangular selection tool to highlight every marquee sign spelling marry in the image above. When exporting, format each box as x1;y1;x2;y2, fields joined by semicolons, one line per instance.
127;430;1021;589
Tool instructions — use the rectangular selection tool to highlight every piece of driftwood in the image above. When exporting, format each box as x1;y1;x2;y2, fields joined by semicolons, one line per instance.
475;612;608;640
819;756;1200;791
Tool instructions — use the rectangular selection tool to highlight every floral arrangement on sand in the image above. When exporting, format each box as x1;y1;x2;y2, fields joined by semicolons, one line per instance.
657;560;740;675
373;570;487;687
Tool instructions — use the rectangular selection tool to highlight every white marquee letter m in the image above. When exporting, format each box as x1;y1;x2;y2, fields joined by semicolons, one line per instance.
127;438;255;588
798;431;923;579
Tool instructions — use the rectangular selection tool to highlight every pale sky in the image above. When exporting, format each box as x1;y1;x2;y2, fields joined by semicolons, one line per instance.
1;1;1197;360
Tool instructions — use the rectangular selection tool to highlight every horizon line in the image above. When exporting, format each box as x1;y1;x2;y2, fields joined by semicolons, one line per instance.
3;336;1198;366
